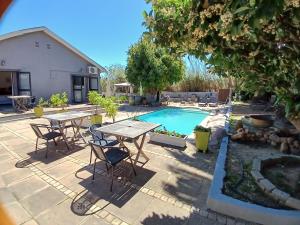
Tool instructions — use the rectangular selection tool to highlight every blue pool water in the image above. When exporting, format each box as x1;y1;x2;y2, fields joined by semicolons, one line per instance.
137;108;209;135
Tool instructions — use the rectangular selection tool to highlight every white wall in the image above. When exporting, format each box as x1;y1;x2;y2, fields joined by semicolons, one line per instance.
0;31;94;101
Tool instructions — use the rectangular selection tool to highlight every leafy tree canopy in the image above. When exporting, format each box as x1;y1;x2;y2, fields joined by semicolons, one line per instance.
144;0;300;118
125;36;185;94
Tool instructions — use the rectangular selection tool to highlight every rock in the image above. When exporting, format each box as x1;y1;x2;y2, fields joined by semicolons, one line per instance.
235;120;243;131
280;137;287;143
259;137;267;143
293;140;299;148
256;130;263;138
231;133;244;141
269;134;280;142
287;137;294;144
237;128;245;133
290;147;300;155
263;133;269;139
280;142;289;153
271;141;277;146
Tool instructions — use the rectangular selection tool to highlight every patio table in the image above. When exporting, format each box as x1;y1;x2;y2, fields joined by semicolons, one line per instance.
7;95;31;111
43;111;93;149
95;120;160;165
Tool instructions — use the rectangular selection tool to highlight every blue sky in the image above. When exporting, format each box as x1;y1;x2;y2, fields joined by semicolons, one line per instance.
0;0;151;67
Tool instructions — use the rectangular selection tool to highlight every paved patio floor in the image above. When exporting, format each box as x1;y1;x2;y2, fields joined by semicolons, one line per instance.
0;112;251;225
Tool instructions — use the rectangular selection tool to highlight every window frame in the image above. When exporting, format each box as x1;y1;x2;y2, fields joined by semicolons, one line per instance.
17;72;32;96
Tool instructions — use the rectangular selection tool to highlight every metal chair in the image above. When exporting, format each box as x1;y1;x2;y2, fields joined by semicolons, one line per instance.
88;124;119;164
49;120;75;134
28;96;36;108
30;123;63;158
89;140;136;191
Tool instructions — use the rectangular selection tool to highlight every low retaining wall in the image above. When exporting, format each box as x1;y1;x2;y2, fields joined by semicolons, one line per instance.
162;91;217;101
206;108;300;225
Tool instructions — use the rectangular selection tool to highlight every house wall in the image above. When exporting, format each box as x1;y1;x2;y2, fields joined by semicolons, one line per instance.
0;31;96;102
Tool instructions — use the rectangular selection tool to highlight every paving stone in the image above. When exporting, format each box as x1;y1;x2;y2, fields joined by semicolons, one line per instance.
9;176;48;200
135;198;190;225
285;197;300;210
2;168;33;185
105;190;153;224
23;219;39;225
35;199;86;225
20;186;66;216
81;216;109;225
4;201;32;225
105;214;115;223
0;187;17;204
188;213;223;225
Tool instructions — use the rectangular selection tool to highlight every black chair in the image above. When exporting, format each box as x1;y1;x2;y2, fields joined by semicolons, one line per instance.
89;124;119;164
89;140;136;191
50;120;75;134
30;123;63;158
28;96;36;108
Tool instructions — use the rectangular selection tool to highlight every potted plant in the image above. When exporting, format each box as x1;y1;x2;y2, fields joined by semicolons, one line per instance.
34;97;48;117
194;125;211;152
50;92;69;112
105;100;118;123
149;128;187;148
88;91;103;125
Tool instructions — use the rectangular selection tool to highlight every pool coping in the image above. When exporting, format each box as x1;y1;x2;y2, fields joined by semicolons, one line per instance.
206;106;300;225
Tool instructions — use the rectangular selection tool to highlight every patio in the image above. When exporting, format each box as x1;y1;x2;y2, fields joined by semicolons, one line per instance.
0;108;250;225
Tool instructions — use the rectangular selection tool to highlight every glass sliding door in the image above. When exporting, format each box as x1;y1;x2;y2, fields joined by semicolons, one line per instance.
17;72;31;96
72;76;84;103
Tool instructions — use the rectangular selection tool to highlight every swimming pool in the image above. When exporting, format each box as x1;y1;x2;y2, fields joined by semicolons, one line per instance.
137;108;209;135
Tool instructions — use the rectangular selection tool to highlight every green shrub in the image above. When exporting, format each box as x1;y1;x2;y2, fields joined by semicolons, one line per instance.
37;97;48;107
88;91;101;105
50;92;68;108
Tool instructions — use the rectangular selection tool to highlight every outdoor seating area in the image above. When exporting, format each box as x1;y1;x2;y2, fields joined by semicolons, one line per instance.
0;105;241;225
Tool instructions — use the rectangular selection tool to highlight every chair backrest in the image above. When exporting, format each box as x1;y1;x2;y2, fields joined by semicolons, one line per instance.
31;96;36;104
50;120;59;127
30;124;43;138
89;124;104;141
90;141;108;162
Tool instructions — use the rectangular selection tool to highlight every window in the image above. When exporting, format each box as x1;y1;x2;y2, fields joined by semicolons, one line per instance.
89;77;98;91
18;72;31;96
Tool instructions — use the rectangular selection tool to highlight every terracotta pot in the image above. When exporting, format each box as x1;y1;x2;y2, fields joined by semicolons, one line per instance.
250;115;273;128
289;118;300;131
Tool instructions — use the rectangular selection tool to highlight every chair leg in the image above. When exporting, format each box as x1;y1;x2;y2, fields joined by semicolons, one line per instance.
45;140;49;158
105;163;109;173
128;156;137;176
35;137;39;154
92;158;97;180
89;149;92;164
110;166;114;192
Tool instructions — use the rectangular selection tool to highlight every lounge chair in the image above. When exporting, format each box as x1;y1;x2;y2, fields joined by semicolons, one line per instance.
89;124;119;164
89;140;136;191
30;123;63;158
208;96;218;107
198;96;208;107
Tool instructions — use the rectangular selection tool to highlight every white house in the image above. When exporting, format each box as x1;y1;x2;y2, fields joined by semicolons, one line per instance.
0;27;106;104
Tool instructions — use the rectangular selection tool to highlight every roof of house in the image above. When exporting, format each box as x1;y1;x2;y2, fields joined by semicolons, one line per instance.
0;26;107;73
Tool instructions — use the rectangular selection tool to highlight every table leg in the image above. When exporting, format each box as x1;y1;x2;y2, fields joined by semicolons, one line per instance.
58;122;70;150
133;134;148;165
72;119;87;144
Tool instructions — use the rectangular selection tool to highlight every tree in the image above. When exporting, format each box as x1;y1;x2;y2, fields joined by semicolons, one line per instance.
125;36;185;98
144;0;300;120
101;64;127;93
